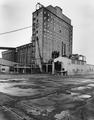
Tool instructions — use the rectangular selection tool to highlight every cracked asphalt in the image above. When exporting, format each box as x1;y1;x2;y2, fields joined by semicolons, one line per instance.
0;74;94;120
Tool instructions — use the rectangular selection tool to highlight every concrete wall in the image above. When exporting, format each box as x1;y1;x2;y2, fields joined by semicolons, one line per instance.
16;43;32;65
0;58;17;66
2;50;16;62
56;57;94;75
2;43;33;66
43;8;72;62
32;8;44;68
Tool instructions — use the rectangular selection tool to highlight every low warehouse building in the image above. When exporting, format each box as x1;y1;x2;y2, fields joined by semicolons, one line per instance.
53;56;94;75
2;43;33;74
0;58;18;73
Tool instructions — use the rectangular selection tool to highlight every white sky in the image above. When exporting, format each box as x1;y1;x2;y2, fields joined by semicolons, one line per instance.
0;0;94;64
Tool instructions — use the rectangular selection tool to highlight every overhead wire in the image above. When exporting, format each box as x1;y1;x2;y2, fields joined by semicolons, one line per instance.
0;26;32;35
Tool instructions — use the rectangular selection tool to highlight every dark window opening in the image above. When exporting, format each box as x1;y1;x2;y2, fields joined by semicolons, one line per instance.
36;31;38;34
52;51;59;59
2;68;5;71
36;11;38;16
55;61;61;72
33;17;36;21
64;44;66;56
33;28;35;31
62;42;66;56
33;23;35;27
36;36;39;41
59;30;61;33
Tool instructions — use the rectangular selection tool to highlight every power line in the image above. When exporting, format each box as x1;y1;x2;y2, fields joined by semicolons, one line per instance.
0;26;32;35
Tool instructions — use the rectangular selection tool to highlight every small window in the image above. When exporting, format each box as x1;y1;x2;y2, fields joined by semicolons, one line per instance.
44;17;46;20
36;31;38;34
32;42;35;47
44;22;46;25
44;11;46;14
33;17;36;21
50;16;52;19
48;19;50;22
36;37;39;41
33;23;35;27
2;68;5;71
51;20;53;23
36;23;39;28
48;25;49;27
37;19;38;23
59;30;61;33
40;11;42;14
33;27;36;30
36;11;38;16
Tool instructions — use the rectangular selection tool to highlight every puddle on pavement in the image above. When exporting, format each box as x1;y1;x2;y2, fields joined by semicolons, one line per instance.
54;110;70;120
63;103;76;109
73;94;91;101
71;92;80;96
0;78;28;83
78;94;91;99
87;84;94;87
0;78;42;96
7;78;28;81
0;82;39;96
71;86;90;91
81;79;94;83
3;88;38;96
70;91;91;101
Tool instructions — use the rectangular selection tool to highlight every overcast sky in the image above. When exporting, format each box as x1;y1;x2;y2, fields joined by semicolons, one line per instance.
0;0;94;64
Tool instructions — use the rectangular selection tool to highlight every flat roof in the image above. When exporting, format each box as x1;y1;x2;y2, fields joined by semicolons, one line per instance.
0;58;18;66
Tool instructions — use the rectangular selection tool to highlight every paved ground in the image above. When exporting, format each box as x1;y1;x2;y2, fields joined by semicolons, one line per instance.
0;74;94;120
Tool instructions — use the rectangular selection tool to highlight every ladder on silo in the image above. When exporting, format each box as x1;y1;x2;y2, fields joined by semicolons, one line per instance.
36;37;43;72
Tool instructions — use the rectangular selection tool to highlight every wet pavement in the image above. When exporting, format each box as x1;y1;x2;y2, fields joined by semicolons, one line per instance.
0;74;94;119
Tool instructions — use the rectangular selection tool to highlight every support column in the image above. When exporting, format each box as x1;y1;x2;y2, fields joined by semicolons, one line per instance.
24;66;26;74
52;62;55;74
31;65;32;74
17;64;18;73
46;64;48;73
61;62;63;71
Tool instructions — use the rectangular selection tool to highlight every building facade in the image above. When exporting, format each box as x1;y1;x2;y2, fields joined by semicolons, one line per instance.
32;5;73;69
2;43;33;73
2;50;16;62
16;43;32;66
0;58;18;73
2;43;33;66
2;4;73;73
